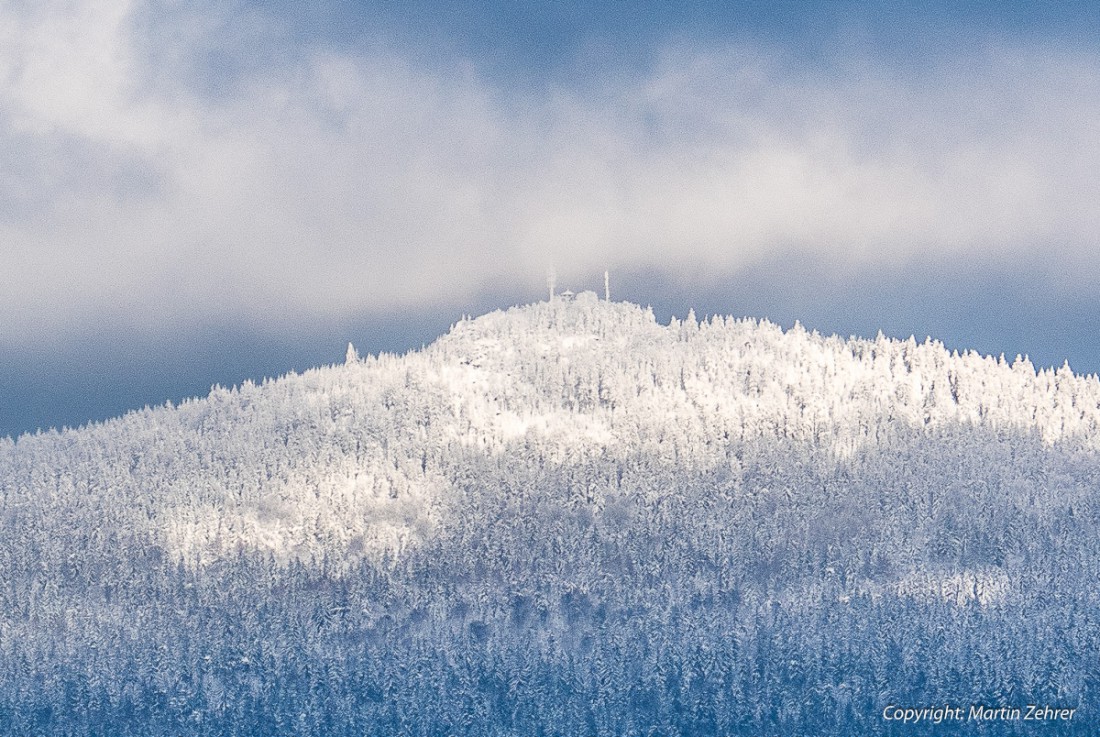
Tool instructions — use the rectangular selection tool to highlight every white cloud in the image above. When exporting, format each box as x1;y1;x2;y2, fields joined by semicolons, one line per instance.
2;1;1100;346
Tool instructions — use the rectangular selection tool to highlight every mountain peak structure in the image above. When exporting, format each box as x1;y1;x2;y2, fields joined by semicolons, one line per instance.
2;298;1097;735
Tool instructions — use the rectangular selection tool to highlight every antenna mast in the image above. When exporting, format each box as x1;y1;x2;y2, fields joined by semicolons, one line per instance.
548;267;556;302
604;270;610;302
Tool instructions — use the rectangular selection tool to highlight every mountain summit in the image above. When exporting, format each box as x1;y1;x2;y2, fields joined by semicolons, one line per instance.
2;298;1097;735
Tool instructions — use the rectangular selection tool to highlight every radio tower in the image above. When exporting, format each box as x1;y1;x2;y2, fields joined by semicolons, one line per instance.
548;267;556;302
604;270;610;302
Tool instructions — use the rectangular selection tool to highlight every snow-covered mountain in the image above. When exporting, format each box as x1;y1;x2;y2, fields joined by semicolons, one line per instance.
2;295;1097;736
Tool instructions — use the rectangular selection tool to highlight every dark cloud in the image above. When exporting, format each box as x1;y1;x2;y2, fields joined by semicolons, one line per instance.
4;260;1098;439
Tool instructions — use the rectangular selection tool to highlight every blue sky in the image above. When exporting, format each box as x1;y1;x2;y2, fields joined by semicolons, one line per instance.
2;0;1100;437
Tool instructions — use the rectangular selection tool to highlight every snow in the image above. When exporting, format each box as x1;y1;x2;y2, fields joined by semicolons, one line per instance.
4;296;1100;734
6;296;1100;570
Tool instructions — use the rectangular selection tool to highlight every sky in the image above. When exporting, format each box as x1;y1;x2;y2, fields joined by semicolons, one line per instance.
2;0;1100;437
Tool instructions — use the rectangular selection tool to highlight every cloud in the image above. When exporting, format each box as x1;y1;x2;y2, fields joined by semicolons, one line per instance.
2;0;1099;346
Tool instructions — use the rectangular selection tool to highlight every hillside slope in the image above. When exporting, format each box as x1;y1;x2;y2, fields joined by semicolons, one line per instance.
2;294;1098;735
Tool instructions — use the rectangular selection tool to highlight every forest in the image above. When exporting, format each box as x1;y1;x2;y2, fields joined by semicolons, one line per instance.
1;292;1097;735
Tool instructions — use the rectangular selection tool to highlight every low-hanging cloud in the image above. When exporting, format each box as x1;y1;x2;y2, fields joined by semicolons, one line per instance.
2;0;1099;346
